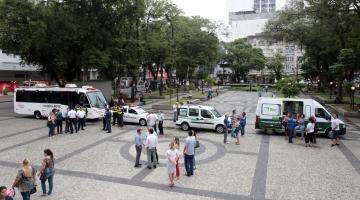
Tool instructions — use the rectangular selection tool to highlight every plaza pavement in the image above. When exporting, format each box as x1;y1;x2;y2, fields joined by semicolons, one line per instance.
0;91;359;200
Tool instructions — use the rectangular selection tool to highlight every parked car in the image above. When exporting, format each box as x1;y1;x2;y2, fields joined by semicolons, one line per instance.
176;105;225;133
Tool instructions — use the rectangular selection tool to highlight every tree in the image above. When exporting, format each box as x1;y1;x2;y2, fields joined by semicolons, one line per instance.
276;77;301;98
0;0;145;86
224;39;265;82
266;0;360;98
267;53;286;81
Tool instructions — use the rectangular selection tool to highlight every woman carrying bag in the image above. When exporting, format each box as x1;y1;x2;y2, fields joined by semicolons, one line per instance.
12;159;37;200
38;149;55;196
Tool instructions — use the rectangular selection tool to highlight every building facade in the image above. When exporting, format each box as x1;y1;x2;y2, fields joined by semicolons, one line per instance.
247;33;304;77
254;0;276;13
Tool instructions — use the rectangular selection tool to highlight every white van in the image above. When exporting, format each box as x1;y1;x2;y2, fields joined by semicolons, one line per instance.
176;105;225;133
255;97;346;137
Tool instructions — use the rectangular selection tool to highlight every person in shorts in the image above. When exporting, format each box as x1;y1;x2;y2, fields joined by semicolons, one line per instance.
331;114;340;147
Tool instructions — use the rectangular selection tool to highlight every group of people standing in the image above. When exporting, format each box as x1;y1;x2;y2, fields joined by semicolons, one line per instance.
1;149;55;200
223;110;247;145
283;113;341;147
47;105;87;137
134;127;198;187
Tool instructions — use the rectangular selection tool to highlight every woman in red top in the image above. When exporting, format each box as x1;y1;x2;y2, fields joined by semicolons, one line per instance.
174;137;180;180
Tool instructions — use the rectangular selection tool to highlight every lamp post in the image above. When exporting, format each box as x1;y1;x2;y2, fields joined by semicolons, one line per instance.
351;86;355;110
329;81;333;99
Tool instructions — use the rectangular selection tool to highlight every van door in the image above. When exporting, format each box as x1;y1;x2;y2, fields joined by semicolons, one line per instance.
314;107;331;133
188;108;200;128
259;103;282;129
200;109;215;129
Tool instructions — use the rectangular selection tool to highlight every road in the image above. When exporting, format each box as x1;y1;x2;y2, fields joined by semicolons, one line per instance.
0;91;359;200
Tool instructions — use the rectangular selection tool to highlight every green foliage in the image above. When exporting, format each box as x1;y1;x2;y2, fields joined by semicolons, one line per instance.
0;0;219;88
266;0;360;99
2;88;8;95
205;76;217;86
223;39;266;82
267;53;286;81
188;83;196;90
275;77;301;98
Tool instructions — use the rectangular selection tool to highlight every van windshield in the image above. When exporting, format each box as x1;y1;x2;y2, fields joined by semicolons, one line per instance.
211;109;222;118
87;91;107;109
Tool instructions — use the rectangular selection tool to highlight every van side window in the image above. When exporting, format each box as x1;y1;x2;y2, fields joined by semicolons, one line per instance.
189;108;199;117
179;108;188;116
315;108;330;119
262;104;280;116
201;109;212;119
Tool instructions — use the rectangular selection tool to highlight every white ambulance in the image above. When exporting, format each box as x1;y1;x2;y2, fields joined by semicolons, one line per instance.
255;97;346;137
176;105;225;133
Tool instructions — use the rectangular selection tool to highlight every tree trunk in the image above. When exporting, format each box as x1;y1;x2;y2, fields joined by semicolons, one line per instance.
159;64;164;96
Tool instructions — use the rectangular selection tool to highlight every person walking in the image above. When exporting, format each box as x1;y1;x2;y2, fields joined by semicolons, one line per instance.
240;112;247;136
145;128;158;169
223;114;230;144
295;114;305;140
11;159;36;200
55;109;63;134
118;107;124;127
183;131;196;176
287;113;296;143
166;142;178;187
331;114;341;147
104;108;112;133
47;109;56;137
146;112;158;133
174;137;180;180
38;149;55;196
158;111;164;135
76;107;86;131
67;108;78;134
134;128;142;168
0;186;14;200
305;116;316;147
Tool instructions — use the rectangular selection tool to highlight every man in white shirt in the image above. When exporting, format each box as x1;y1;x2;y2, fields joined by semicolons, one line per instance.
76;107;86;131
145;128;158;169
67;108;78;133
331;114;340;147
146;112;158;133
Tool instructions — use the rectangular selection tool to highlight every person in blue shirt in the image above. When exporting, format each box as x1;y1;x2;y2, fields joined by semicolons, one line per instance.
287;113;296;143
134;128;142;168
104;108;112;133
240;112;247;136
223;114;230;144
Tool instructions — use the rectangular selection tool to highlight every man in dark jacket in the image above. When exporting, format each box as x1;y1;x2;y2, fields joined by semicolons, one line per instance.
105;108;112;133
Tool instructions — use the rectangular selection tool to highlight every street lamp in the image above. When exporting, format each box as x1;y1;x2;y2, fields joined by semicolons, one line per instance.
329;81;333;99
351;86;356;110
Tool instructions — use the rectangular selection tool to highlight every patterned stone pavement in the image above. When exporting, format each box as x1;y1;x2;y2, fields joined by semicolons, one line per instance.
0;91;359;200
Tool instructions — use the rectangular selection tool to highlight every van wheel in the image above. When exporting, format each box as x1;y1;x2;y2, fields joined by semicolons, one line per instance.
181;122;190;131
139;119;147;126
34;111;42;119
216;125;224;134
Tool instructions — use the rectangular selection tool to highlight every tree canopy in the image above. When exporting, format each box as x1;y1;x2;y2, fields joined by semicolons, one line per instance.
266;0;360;99
0;0;220;87
222;39;266;82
